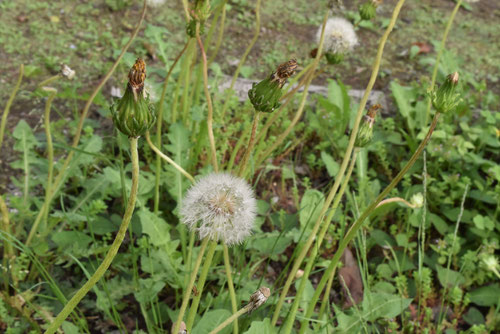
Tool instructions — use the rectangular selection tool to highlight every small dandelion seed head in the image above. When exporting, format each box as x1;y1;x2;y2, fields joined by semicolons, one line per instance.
316;17;358;55
180;173;257;246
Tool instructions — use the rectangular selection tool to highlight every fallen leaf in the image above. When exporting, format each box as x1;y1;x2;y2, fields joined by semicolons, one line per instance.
338;248;364;308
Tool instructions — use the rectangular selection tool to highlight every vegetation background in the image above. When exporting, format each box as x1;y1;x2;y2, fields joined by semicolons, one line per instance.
0;0;499;333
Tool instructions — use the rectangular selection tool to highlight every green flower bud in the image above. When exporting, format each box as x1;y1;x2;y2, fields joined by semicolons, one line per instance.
429;72;461;114
355;104;380;148
248;59;298;113
111;58;156;138
325;52;344;65
186;0;210;38
359;2;377;21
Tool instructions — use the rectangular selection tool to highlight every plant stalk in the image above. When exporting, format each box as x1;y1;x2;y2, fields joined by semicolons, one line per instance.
208;305;251;334
223;244;239;334
0;64;24;151
237;111;261;177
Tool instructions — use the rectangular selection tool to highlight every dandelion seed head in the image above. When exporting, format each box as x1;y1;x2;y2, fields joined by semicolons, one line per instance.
180;173;257;246
316;17;358;55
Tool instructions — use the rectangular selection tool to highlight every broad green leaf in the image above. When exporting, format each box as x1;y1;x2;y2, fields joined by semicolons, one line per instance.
52;231;92;253
243;319;277;334
294;277;314;311
436;264;465;288
361;292;413;321
299;189;325;233
468;284;500;306
138;208;170;246
13;120;39;151
321;151;339;177
248;231;292;257
192;309;232;334
134;278;166;303
463;307;485;325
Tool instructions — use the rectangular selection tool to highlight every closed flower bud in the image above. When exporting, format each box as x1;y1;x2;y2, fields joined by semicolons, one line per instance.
325;52;344;65
248;59;298;113
111;58;156;138
359;2;377;21
429;72;461;114
247;287;270;313
186;0;210;37
355;104;380;148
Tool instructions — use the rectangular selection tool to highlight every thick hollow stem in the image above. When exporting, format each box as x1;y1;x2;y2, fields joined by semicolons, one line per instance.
172;238;210;334
301;112;440;327
0;64;24;151
154;40;190;213
424;0;462;125
223;244;239;334
196;27;218;172
186;240;218;331
44;136;141;334
146;132;195;183
237;111;261;177
26;0;147;246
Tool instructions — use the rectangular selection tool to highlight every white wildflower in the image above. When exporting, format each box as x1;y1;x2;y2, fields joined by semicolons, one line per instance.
180;173;257;246
316;17;358;55
61;64;75;80
146;0;166;7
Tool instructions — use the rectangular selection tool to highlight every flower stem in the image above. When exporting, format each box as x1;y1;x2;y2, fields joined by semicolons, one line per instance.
26;0;147;246
301;112;441;327
42;88;57;230
154;40;190;214
237;111;261;177
424;0;462;125
208;305;251;334
186;240;218;331
146;132;195;183
172;238;210;334
284;149;358;334
220;0;261;119
44;136;141;334
196;25;218;172
223;244;239;334
271;0;406;324
0;64;24;151
0;196;15;289
208;0;229;66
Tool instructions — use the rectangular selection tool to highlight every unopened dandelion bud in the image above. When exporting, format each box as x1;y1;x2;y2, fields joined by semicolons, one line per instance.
355;104;380;148
248;59;298;113
430;72;461;114
180;173;257;246
359;1;377;20
110;58;156;138
247;287;270;313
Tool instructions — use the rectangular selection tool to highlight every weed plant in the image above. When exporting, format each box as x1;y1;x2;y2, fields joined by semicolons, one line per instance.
0;0;499;333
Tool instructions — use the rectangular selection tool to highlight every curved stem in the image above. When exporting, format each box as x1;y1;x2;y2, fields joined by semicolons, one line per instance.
186;240;218;331
208;0;229;66
196;26;218;172
42;88;57;229
223;244;239;334
272;0;406;324
45;136;141;334
0;64;24;151
209;305;251;334
220;0;261;119
37;74;60;88
376;197;418;209
146;132;195;183
237;111;261;177
26;0;147;246
301;112;440;327
285;149;358;334
172;237;210;334
154;40;190;213
424;0;462;125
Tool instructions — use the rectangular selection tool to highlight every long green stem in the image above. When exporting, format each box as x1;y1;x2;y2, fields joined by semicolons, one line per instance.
26;0;147;246
146;132;195;183
0;64;24;151
196;26;218;172
301;113;440;328
209;304;251;334
424;0;462;125
154;40;190;213
237;111;261;177
0;196;15;289
223;245;239;334
271;0;406;324
284;149;358;334
172;238;209;334
186;240;218;331
45;136;141;334
220;0;261;119
208;0;229;66
42;88;57;230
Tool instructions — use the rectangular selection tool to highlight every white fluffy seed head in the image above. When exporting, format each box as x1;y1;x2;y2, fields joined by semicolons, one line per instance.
316;17;358;55
180;173;257;246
